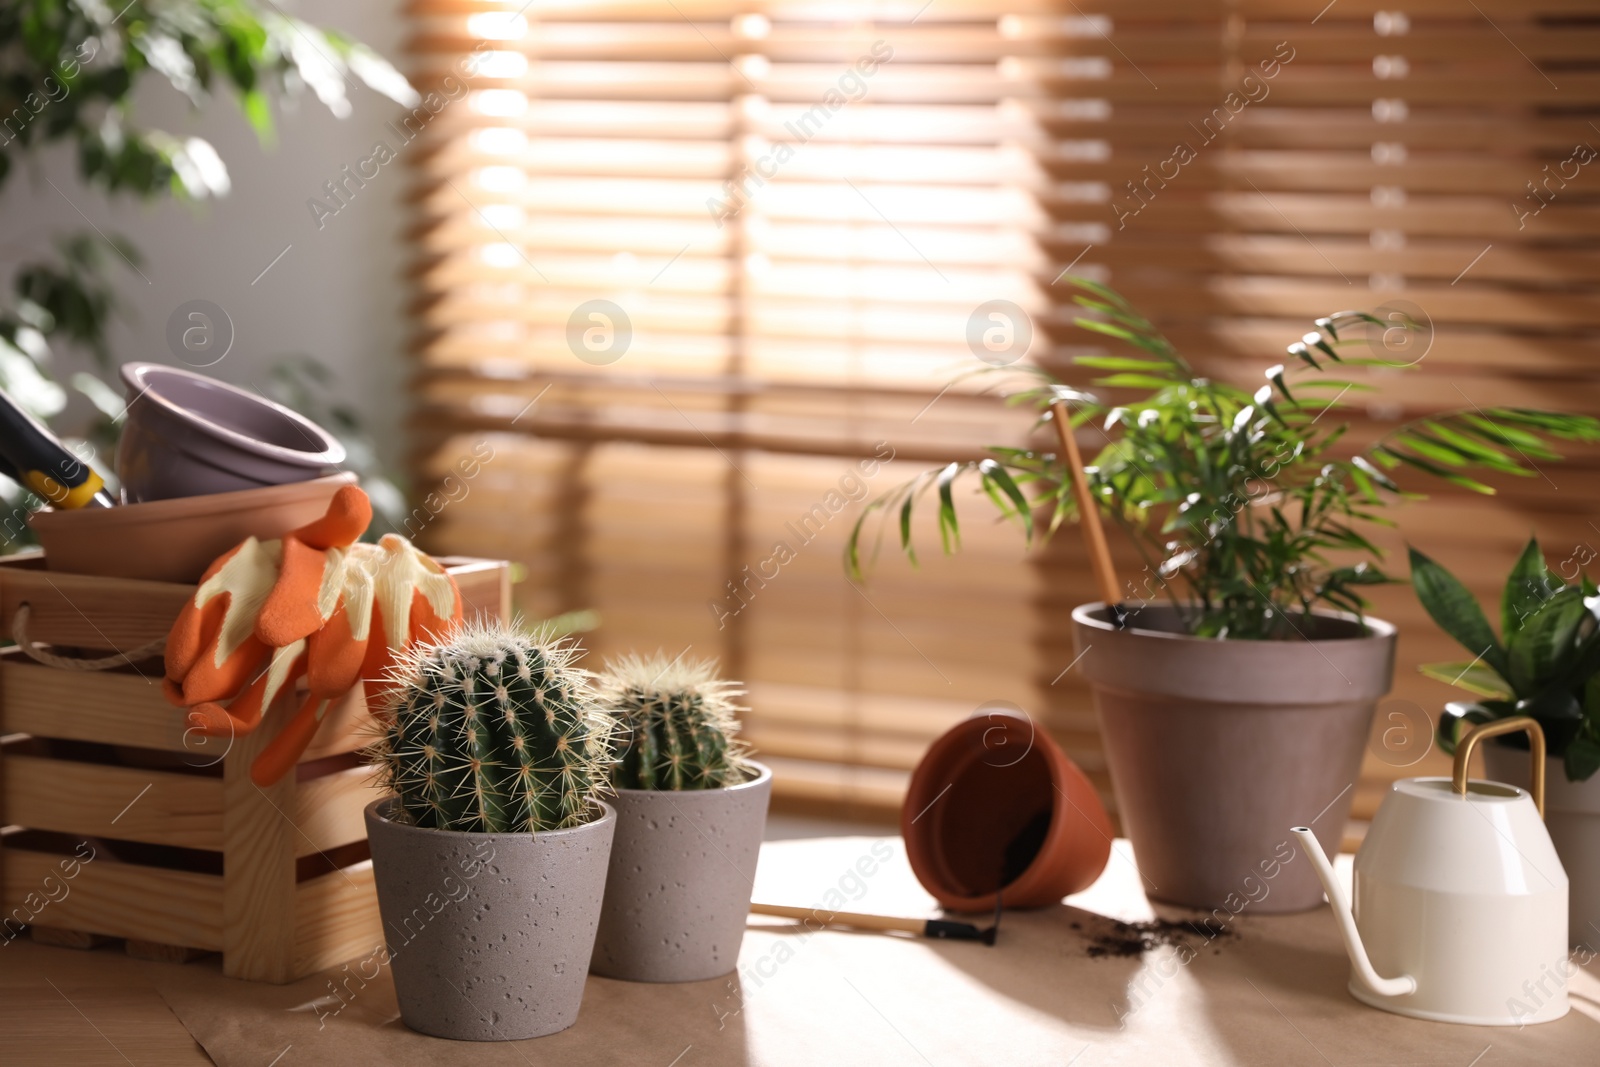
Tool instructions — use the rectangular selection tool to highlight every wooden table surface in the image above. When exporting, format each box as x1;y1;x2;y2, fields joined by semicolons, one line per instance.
2;836;1597;1066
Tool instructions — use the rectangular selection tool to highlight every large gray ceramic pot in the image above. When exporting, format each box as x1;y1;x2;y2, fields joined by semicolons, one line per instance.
1072;603;1396;913
1483;745;1600;947
590;762;772;982
364;797;616;1041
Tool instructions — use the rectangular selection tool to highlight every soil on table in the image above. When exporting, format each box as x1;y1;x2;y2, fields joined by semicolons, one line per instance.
1073;917;1238;958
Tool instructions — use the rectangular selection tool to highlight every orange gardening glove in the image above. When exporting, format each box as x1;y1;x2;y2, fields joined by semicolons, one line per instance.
164;487;370;737
247;552;376;786
249;535;461;784
360;534;463;698
164;485;463;787
162;536;281;713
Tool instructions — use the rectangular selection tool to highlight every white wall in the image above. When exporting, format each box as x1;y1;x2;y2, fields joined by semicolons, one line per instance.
0;0;412;470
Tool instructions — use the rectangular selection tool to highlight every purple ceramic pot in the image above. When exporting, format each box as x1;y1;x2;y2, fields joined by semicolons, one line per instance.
117;363;345;502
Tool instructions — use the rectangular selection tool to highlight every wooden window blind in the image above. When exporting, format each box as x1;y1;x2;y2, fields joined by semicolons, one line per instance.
404;0;1043;818
405;1;1600;832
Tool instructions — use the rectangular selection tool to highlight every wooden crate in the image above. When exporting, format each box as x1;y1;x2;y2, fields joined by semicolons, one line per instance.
0;552;509;982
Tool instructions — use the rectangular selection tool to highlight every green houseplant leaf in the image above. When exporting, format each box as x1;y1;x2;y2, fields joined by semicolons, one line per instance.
1438;700;1507;753
1416;542;1600;780
1566;736;1600;783
1417;660;1513;700
1407;547;1509;681
1505;588;1590;696
1502;537;1564;638
846;278;1600;642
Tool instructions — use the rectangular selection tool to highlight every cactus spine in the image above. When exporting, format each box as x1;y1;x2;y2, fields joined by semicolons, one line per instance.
373;619;615;832
601;653;752;791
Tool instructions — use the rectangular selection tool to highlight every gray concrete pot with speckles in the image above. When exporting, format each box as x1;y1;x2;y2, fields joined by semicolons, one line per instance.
590;762;772;982
363;797;616;1041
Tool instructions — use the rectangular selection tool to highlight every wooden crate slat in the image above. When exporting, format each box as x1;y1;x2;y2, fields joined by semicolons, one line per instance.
446;556;514;622
1;553;509;651
0;555;189;652
29;924;111;949
294;860;385;977
125;938;210;962
302;685;375;762
1;846;224;950
1;654;375;763
1;755;223;851
221;696;299;983
0;653;187;751
293;765;384;858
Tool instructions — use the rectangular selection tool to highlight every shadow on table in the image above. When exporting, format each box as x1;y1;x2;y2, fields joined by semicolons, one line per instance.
1164;902;1600;1064
820;901;1166;1031
923;896;1600;1062
150;951;759;1067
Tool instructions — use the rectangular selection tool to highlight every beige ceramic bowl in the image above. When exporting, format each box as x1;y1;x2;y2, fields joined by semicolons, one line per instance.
28;472;358;584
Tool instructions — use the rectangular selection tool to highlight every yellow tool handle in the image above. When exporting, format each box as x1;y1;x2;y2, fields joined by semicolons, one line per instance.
24;467;107;509
0;385;112;509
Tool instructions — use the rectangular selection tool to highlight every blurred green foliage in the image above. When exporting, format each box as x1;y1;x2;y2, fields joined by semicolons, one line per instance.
0;0;416;543
1414;540;1600;782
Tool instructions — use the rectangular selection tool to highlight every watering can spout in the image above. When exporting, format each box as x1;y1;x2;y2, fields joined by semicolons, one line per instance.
1291;826;1417;999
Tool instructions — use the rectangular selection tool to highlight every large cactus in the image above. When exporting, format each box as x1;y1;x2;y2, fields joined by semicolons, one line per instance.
601;654;753;791
372;620;616;832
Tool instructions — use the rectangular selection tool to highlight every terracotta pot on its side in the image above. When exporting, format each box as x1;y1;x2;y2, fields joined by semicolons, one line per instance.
1072;603;1397;913
902;711;1113;913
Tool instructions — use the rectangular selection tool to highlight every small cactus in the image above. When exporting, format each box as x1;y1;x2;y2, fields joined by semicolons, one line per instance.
601;653;753;791
371;619;615;832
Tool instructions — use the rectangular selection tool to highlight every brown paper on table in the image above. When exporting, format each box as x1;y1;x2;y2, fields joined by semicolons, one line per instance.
150;837;1600;1067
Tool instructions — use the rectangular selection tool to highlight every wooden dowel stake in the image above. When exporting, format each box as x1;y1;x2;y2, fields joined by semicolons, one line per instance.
1049;400;1122;610
750;903;926;935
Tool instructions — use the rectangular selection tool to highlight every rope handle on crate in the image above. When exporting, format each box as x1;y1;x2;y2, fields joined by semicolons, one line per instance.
11;603;166;671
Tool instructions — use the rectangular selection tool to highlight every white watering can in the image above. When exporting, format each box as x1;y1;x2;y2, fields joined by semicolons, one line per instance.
1296;716;1569;1026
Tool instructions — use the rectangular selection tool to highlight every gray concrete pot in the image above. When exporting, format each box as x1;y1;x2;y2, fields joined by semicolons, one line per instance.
1483;745;1600;948
363;797;616;1041
1072;603;1396;913
590;762;772;982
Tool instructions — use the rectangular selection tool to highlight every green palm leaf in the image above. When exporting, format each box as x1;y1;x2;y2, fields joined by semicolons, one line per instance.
843;278;1600;645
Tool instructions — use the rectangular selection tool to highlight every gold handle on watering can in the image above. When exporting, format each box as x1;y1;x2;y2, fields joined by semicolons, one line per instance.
1452;715;1545;818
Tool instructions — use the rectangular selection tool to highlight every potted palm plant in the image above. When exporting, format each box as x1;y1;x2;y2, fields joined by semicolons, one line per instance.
848;277;1600;912
1410;539;1600;945
364;620;618;1041
589;654;770;982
